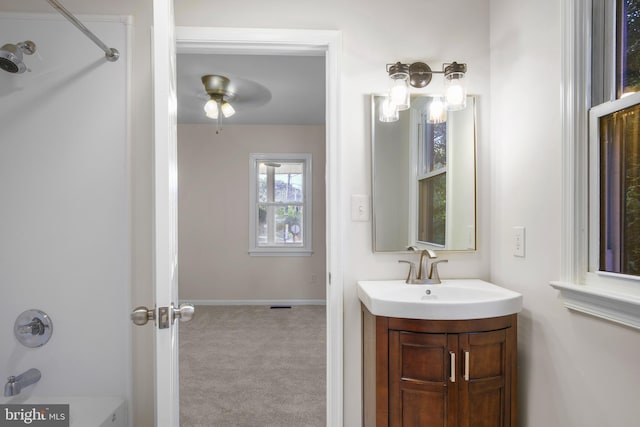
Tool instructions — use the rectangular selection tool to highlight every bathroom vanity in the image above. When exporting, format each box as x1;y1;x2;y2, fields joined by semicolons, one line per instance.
358;280;522;427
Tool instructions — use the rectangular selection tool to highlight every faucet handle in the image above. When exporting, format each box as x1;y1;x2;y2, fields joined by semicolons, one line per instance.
429;259;448;283
398;260;417;283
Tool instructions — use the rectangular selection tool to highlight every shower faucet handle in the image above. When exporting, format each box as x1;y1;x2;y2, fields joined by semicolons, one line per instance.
16;318;46;336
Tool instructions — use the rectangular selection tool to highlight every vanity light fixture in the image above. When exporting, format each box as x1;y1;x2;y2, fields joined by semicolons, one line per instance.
381;61;468;122
201;74;236;133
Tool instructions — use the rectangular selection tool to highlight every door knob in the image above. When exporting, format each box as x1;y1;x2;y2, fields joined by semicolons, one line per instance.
131;306;155;326
172;303;195;323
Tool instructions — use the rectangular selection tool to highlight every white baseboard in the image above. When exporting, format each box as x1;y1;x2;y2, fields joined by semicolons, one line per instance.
180;299;326;306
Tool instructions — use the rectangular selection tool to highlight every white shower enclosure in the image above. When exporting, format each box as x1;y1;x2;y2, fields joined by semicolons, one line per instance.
0;9;131;418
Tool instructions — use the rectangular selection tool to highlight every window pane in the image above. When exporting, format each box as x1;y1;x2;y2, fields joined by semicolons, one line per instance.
257;163;271;203
421;121;447;175
418;174;446;246
599;101;640;274
257;161;304;203
620;0;640;96
274;163;304;203
257;204;304;246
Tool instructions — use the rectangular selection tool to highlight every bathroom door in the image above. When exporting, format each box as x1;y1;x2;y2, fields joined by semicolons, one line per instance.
152;0;180;425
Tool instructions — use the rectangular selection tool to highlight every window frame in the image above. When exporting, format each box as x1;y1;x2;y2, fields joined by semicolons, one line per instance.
589;92;640;278
551;0;640;329
248;153;313;257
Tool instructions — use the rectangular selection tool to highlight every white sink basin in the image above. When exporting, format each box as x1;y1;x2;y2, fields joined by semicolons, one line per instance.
357;279;523;320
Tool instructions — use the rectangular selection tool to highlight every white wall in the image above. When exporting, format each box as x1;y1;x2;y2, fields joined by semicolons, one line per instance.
0;13;130;398
175;1;492;425
489;0;640;426
178;124;326;301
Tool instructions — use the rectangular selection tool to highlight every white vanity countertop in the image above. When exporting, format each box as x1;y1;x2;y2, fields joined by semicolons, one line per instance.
357;279;523;320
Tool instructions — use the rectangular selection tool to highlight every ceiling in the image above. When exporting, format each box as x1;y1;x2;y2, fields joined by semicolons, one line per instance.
177;53;326;125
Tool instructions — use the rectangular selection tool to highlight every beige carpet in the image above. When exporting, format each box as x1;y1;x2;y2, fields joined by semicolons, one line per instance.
179;305;326;427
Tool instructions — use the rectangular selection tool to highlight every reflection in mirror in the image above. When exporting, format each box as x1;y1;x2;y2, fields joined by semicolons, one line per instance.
372;95;476;252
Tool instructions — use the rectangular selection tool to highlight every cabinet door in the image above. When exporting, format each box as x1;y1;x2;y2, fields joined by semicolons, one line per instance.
459;329;511;427
389;331;458;427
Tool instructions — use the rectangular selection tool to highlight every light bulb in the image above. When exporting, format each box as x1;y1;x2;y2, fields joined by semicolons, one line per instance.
428;97;446;123
221;101;235;118
204;99;218;119
444;63;467;111
390;76;410;111
379;96;399;122
445;83;466;110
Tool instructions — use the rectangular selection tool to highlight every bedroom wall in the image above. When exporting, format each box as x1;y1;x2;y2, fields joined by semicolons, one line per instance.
177;124;326;302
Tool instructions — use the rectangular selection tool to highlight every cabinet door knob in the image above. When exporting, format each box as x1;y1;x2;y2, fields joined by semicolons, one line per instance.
449;351;456;383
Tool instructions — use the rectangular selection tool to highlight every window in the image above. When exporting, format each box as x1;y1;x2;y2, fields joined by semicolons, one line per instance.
417;116;447;247
592;96;640;276
591;0;640;278
249;153;312;256
552;0;640;329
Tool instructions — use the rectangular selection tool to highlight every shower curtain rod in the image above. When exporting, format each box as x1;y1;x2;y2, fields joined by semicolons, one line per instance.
46;0;119;62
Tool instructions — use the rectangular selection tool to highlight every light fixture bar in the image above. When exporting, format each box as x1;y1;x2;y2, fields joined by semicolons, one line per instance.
381;60;468;121
385;61;468;88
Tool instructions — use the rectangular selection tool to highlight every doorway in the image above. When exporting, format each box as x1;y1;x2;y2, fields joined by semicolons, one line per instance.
173;26;343;425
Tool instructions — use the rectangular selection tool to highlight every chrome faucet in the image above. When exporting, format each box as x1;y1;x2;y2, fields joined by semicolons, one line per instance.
4;368;41;397
399;249;448;284
417;249;437;280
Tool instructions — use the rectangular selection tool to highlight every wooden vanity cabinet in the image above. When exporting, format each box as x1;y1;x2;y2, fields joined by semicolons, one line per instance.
363;307;517;427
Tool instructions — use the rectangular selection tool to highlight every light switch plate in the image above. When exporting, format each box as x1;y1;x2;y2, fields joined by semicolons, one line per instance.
351;194;370;221
513;226;525;257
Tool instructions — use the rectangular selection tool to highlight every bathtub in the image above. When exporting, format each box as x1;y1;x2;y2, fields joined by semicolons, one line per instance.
0;396;127;427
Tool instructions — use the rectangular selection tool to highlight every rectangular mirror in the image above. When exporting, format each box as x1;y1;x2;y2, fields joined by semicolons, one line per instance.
371;94;477;252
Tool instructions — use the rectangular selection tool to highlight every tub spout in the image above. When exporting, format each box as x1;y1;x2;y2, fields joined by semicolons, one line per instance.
4;368;41;397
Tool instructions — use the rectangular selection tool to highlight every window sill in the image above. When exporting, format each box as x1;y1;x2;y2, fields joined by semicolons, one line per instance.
550;281;640;330
249;249;313;257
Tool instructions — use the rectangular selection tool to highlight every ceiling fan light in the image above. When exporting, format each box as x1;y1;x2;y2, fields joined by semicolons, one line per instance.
221;101;235;118
204;99;218;119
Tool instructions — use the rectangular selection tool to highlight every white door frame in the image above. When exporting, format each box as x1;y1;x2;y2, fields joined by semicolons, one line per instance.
152;0;179;425
175;26;344;426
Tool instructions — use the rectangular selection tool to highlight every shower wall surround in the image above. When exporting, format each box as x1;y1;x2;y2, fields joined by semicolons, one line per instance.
0;13;131;401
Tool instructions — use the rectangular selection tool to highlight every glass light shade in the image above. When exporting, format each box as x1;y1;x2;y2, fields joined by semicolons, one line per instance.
221;101;235;118
445;72;467;111
390;75;410;111
204;99;218;119
428;97;446;123
379;96;399;122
